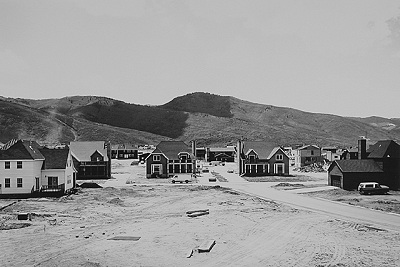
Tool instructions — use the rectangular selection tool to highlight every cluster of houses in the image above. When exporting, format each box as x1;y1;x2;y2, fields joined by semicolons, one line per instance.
0;140;111;197
1;137;399;197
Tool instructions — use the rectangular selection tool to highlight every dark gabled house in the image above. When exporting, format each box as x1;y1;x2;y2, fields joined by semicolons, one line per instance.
207;147;236;162
328;139;400;190
111;144;138;159
237;140;290;176
145;141;196;178
69;141;112;180
328;160;384;190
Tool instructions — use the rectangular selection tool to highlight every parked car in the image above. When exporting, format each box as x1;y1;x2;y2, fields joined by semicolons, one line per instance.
227;169;234;173
209;176;217;182
358;182;389;195
170;175;193;184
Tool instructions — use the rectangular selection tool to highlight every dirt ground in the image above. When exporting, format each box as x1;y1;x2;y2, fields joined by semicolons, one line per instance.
1;161;400;267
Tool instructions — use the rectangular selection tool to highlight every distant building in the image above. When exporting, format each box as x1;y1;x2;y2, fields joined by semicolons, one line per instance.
145;141;196;178
69;141;111;180
111;144;138;159
207;147;236;162
293;145;323;167
237;140;290;176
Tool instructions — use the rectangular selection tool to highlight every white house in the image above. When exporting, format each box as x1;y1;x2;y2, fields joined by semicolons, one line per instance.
0;140;76;196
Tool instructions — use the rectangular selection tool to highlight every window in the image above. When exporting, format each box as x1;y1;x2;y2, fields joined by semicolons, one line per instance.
5;161;10;169
153;155;161;161
17;178;22;188
17;161;22;169
311;150;314;156
5;178;10;188
276;154;283;161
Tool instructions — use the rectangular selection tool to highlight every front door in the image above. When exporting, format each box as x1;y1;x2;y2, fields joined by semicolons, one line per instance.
35;177;40;191
274;163;284;175
48;176;58;189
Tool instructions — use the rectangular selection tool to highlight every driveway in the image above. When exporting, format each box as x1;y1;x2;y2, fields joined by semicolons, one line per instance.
208;163;400;233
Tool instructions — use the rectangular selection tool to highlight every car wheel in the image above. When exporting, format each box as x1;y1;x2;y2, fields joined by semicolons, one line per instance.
171;180;175;184
185;180;189;183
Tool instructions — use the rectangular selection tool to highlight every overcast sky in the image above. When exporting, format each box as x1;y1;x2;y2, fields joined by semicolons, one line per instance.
1;0;400;118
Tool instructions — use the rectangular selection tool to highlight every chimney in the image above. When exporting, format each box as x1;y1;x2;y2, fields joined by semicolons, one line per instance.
237;139;242;174
358;138;367;159
191;140;196;158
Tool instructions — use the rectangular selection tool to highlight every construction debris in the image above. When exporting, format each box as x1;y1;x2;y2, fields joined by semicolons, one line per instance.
186;209;210;217
198;240;216;253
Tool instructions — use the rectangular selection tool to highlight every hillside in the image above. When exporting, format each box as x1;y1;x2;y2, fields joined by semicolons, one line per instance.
0;93;399;147
0;97;170;145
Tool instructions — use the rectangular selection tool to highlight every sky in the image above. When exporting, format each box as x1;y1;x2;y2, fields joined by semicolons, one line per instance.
1;0;400;118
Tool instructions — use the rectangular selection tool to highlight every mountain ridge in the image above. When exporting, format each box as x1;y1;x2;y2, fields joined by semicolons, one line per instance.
0;93;398;147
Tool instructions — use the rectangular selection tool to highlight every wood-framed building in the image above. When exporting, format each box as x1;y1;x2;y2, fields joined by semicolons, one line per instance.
237;141;290;176
145;141;196;178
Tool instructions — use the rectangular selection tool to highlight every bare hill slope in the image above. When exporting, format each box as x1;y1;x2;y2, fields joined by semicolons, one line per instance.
0;93;399;147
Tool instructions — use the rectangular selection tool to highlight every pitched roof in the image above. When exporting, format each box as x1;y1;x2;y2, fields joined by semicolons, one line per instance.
297;144;320;150
0;140;45;160
40;148;69;169
69;141;109;161
333;159;383;173
267;147;288;160
111;144;138;150
152;141;192;160
367;140;400;159
209;147;236;152
242;141;278;159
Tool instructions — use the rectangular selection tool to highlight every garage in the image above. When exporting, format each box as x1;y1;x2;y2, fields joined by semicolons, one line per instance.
330;175;342;188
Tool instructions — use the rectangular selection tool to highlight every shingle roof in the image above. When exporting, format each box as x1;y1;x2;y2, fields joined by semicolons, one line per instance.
70;141;109;161
152;141;192;160
209;147;236;152
0;140;45;160
39;148;69;169
267;147;288;160
367;140;400;159
333;159;383;173
111;144;137;150
242;141;278;159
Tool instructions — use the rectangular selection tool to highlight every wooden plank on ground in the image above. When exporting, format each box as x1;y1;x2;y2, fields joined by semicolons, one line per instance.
186;209;209;214
107;236;141;241
187;211;209;217
198;240;216;253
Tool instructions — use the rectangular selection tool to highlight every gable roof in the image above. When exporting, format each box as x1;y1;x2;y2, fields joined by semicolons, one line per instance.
70;141;109;162
151;141;192;160
209;147;236;152
367;140;400;159
242;141;278;159
267;147;289;160
111;143;138;150
40;148;70;169
0;140;45;160
297;144;320;150
331;159;383;173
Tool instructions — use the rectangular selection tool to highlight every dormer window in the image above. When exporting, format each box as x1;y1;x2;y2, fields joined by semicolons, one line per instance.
153;155;161;161
276;154;283;161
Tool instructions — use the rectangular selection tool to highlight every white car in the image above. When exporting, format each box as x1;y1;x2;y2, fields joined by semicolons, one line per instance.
170;175;194;184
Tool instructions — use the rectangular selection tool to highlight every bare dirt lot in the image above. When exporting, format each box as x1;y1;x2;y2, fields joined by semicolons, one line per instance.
1;161;400;267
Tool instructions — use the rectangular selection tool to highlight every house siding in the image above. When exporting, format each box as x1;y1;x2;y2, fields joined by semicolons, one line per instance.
0;160;43;194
